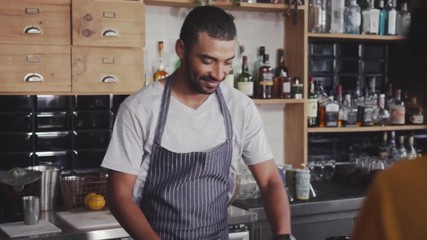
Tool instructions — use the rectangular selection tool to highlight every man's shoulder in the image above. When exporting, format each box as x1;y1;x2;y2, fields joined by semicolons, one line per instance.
122;81;163;108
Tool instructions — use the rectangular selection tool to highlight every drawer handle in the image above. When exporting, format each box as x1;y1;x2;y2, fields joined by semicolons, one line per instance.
102;29;118;37
24;73;44;82
101;75;118;83
24;26;43;34
25;8;40;15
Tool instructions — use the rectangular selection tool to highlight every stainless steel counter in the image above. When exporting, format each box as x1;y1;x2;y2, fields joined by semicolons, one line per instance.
0;206;257;240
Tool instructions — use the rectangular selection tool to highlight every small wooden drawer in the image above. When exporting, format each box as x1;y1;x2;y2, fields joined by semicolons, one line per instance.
72;46;144;93
72;0;145;47
0;44;71;93
0;0;71;46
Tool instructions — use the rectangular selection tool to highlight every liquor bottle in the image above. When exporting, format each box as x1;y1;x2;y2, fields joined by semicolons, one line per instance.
253;46;266;84
378;131;389;160
153;41;168;81
379;0;388;35
256;54;274;99
223;68;235;88
344;94;357;127
344;0;361;34
397;2;411;36
407;97;424;124
363;77;377;126
307;75;318;127
309;0;325;33
330;0;345;33
336;85;344;127
396;135;408;160
316;81;329;127
236;56;254;97
375;94;390;126
386;0;397;35
291;77;303;99
325;95;339;127
389;89;405;125
274;49;290;98
388;131;398;163
407;136;417;160
362;0;380;34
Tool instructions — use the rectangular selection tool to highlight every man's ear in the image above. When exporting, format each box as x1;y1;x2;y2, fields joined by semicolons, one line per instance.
175;39;185;59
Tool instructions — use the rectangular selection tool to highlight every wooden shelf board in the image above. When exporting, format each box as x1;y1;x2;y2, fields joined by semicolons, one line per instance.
308;125;427;133
308;33;405;41
144;0;305;12
253;98;305;105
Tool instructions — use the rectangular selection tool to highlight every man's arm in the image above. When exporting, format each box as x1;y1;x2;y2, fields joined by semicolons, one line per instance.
248;159;291;235
107;169;160;240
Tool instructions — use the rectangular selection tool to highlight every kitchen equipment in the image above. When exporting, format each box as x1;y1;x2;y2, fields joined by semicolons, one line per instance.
56;210;120;230
22;196;40;225
60;173;107;209
0;219;61;238
27;165;62;211
0;168;42;223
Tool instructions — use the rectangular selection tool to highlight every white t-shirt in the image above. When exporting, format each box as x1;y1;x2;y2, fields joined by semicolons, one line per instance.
101;80;273;203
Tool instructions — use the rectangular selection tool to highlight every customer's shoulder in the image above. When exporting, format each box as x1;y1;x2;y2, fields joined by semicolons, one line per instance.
380;157;427;181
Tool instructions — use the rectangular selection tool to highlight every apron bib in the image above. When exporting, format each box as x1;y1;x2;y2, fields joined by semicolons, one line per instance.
141;77;233;240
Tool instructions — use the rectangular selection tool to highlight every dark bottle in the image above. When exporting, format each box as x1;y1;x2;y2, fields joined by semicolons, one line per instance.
236;56;254;97
256;54;274;99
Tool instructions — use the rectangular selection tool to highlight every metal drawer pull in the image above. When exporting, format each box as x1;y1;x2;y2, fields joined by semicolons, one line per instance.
102;29;118;37
24;26;43;34
101;75;118;83
25;8;40;15
102;57;115;64
24;73;44;82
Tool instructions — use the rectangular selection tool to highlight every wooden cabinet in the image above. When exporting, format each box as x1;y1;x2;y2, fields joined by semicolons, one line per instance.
72;46;144;93
0;0;145;95
72;0;145;47
0;45;71;93
0;0;71;46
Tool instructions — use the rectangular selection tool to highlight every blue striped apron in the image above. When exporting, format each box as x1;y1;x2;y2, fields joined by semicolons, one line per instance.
141;77;233;239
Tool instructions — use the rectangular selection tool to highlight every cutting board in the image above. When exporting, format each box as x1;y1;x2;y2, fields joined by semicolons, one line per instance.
0;220;61;238
56;210;120;230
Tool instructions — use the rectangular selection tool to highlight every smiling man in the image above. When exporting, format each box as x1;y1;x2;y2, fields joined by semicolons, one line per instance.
102;6;291;240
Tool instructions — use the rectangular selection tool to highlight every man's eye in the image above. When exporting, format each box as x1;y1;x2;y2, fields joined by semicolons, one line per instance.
225;62;232;66
202;59;213;64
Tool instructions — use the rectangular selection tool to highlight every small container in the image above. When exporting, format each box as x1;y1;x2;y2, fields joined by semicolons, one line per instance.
22;196;40;225
291;78;303;99
296;169;311;200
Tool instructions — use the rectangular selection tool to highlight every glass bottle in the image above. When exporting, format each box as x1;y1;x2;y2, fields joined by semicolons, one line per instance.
363;77;377;126
236;56;254;97
253;46;266;84
325;95;340;127
396;135;408;160
386;0;397;36
388;131;398;163
316;81;329;127
398;2;411;36
344;94;357;127
375;94;390;126
344;0;361;34
407;136;417;160
330;0;345;33
378;131;390;160
309;0;325;33
336;85;344;127
307;75;318;127
256;54;274;99
389;89;405;125
274;49;290;98
291;77;303;99
362;0;380;34
407;97;424;125
153;41;168;81
379;0;388;35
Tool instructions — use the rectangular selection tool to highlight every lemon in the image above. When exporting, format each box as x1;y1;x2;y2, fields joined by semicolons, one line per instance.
84;192;97;208
87;194;106;211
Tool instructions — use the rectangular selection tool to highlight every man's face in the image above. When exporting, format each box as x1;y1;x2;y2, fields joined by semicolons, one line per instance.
182;32;236;95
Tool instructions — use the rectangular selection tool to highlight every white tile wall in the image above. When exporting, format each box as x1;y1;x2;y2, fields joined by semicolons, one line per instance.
145;5;287;164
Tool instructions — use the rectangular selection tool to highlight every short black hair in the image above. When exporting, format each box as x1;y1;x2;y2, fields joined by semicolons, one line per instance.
179;6;237;49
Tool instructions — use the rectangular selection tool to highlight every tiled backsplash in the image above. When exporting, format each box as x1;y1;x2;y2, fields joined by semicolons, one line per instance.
0;95;128;172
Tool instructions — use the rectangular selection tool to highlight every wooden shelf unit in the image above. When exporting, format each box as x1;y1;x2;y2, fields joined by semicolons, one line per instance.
308;33;406;41
308;125;427;133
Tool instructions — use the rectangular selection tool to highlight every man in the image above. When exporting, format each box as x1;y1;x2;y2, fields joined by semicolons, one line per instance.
102;6;291;240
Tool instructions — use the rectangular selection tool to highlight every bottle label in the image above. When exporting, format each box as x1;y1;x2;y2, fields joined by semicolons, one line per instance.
307;99;318;118
390;106;405;124
410;114;424;124
369;10;380;34
237;82;254;97
283;82;291;94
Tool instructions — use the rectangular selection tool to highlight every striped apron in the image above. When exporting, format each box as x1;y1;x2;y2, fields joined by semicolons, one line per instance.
141;77;233;239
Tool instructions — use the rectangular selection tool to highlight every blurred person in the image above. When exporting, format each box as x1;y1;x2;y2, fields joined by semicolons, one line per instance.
102;6;292;240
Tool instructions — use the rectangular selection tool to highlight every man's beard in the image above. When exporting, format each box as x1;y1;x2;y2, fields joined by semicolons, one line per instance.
184;55;220;95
